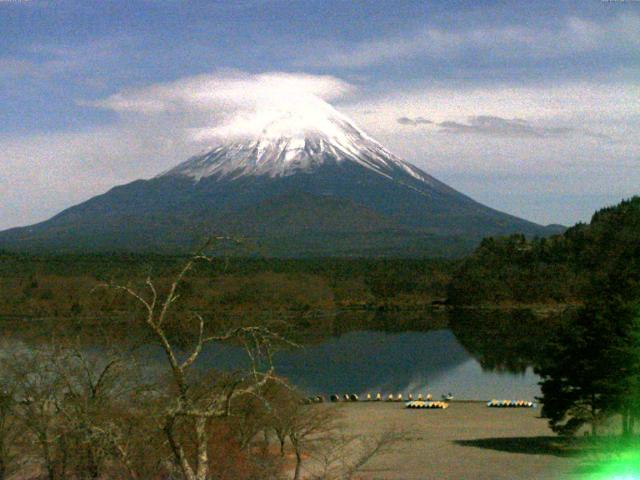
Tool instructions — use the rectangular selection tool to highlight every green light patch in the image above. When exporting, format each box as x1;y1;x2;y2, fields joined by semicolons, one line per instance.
576;445;640;479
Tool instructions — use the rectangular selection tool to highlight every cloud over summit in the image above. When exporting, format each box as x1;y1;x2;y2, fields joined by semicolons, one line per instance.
89;71;353;113
87;71;356;142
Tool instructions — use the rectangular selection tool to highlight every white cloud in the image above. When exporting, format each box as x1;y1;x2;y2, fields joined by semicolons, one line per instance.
297;12;640;68
342;81;640;136
435;115;611;140
89;71;352;113
397;116;432;126
338;80;640;224
86;70;355;142
0;56;70;79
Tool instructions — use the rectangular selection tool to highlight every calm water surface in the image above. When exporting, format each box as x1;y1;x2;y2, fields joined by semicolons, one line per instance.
198;328;541;400
3;309;550;401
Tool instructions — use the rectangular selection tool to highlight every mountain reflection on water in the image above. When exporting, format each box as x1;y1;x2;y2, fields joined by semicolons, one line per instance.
2;308;560;401
197;308;557;400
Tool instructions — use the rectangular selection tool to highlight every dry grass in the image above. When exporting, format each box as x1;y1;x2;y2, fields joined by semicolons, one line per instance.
331;402;579;480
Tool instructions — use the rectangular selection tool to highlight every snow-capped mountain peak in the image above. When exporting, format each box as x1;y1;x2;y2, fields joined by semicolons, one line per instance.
0;95;556;255
160;100;429;183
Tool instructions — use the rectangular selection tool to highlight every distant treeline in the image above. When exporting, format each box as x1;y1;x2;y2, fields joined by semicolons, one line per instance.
447;196;640;306
2;196;638;317
0;253;455;319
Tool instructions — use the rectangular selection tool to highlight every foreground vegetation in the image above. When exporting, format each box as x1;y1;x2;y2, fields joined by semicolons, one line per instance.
0;246;403;480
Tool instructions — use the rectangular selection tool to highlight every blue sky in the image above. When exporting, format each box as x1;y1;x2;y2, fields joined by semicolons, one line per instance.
1;0;639;229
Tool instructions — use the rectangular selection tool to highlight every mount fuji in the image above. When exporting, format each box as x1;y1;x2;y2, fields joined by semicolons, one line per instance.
0;101;561;256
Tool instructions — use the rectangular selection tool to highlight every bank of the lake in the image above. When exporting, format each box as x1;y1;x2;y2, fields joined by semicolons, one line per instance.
322;402;578;480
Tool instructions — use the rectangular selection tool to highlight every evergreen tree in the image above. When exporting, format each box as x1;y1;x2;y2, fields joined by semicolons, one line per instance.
614;304;640;436
535;304;624;436
536;281;640;436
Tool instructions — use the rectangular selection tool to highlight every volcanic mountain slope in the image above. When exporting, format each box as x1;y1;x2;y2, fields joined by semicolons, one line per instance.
0;101;561;256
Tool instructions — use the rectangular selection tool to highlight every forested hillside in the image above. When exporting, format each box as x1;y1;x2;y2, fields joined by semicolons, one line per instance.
447;196;640;306
0;254;454;319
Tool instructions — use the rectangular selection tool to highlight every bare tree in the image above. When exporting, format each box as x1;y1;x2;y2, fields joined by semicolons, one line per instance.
102;239;294;480
261;381;302;457
7;348;69;480
289;405;339;480
48;344;158;480
2;338;167;480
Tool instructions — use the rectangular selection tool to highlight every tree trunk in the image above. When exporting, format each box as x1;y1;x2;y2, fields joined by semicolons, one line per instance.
195;416;209;480
280;438;286;457
622;409;630;436
293;449;302;480
41;439;56;480
0;436;5;480
164;417;197;480
259;429;270;455
87;445;100;479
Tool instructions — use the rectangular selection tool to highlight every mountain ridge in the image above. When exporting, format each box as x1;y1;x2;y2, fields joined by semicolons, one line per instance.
0;100;563;257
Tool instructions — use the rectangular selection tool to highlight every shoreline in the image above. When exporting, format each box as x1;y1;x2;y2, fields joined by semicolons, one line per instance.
328;402;577;480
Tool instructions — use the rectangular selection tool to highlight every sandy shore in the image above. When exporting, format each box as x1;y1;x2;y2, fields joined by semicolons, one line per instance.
331;402;578;480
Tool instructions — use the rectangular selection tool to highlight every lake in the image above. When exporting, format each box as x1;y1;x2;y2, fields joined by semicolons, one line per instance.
2;308;558;401
199;328;542;400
